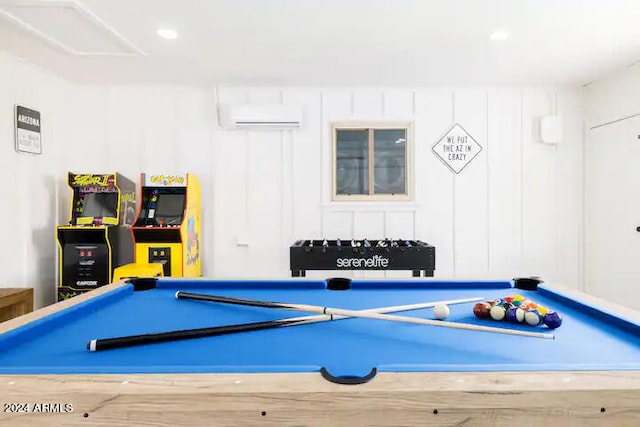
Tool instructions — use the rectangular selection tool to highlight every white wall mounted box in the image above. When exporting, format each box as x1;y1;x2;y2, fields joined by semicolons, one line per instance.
218;104;303;130
540;115;562;144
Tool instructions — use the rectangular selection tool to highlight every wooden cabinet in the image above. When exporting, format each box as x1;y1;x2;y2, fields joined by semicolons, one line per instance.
0;288;34;323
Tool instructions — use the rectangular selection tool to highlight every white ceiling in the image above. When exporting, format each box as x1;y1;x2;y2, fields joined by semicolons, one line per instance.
1;0;640;87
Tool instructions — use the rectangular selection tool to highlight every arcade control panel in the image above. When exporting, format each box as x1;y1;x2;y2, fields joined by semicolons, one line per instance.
289;239;436;277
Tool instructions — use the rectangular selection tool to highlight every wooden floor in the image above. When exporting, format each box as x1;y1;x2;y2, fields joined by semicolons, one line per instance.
0;288;34;323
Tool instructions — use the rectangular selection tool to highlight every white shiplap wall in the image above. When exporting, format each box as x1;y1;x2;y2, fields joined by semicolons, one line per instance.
1;58;216;308
0;45;586;309
0;51;71;308
57;84;217;287
212;86;584;288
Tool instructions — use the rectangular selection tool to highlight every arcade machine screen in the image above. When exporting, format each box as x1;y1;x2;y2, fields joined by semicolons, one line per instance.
154;193;185;226
81;192;119;219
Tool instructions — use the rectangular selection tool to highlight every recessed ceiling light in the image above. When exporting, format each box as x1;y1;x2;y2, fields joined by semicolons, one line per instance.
157;28;178;40
489;30;509;41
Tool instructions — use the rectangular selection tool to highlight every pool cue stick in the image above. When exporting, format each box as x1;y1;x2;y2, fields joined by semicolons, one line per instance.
175;291;555;340
87;296;485;351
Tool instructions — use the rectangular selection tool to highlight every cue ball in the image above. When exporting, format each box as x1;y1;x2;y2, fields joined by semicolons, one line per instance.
433;304;450;320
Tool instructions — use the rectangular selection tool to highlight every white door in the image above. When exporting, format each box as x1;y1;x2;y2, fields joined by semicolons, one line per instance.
585;115;640;310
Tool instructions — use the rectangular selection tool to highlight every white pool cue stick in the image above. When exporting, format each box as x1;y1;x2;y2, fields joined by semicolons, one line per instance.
175;291;554;339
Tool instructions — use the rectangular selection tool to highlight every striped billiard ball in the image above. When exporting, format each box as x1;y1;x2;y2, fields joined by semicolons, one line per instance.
506;307;520;323
536;306;549;316
489;304;507;321
524;310;543;326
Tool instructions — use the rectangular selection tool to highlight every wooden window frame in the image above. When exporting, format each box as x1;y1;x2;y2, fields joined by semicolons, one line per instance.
331;121;414;202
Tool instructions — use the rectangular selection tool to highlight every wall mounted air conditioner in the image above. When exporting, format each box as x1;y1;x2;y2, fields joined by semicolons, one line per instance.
217;104;303;130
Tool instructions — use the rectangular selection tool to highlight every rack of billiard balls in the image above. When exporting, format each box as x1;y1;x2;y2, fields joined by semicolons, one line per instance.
473;295;562;329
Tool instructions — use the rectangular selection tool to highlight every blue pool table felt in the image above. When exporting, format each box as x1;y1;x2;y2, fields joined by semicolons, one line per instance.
1;279;639;377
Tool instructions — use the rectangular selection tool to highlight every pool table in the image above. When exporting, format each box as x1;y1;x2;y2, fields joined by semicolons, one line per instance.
1;276;640;426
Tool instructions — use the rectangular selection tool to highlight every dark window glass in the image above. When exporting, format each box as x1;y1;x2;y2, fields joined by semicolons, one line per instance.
336;130;369;195
373;129;406;195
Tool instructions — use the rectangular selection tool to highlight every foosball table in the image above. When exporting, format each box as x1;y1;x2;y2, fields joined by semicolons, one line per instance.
289;239;436;277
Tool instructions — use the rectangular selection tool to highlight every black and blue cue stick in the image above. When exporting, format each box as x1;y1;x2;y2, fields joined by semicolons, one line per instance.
88;317;312;352
174;291;555;339
86;297;484;351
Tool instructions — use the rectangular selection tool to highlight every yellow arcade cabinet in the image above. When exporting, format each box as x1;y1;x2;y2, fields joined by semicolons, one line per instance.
131;173;201;277
56;172;136;301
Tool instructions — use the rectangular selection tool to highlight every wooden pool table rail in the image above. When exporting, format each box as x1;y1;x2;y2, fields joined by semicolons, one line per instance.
0;281;128;335
1;370;639;426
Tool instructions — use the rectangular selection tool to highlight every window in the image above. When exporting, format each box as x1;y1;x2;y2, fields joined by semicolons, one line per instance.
332;123;412;201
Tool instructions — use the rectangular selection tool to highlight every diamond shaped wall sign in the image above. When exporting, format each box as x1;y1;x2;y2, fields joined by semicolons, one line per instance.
432;123;482;174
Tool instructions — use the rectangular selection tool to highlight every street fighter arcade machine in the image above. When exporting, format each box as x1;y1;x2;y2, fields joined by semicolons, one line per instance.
56;172;136;301
131;173;201;277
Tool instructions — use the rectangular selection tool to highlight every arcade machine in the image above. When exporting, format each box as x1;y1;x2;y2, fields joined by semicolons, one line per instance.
56;172;136;301
130;173;201;277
